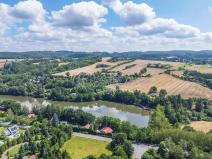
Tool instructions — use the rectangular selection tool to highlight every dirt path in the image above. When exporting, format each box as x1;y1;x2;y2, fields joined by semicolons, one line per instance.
1;142;26;159
73;132;156;159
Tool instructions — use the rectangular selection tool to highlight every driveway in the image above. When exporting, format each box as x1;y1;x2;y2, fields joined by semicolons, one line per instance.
73;132;156;159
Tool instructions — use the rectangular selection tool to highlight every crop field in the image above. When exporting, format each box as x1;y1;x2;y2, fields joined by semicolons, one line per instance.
108;60;183;75
61;136;111;159
171;70;184;77
186;65;212;74
54;57;125;77
107;74;212;99
54;57;212;77
0;60;8;69
189;121;212;133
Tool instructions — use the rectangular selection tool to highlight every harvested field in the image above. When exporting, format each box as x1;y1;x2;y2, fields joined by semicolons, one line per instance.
186;65;212;74
147;68;165;76
54;57;122;77
189;121;212;133
172;70;184;77
107;74;212;99
109;60;184;75
0;60;9;68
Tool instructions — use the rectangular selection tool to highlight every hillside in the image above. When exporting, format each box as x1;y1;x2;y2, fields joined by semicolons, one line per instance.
107;74;212;99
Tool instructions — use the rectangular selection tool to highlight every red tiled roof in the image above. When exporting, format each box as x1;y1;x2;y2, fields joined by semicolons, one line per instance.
82;124;91;129
29;155;36;159
101;127;113;134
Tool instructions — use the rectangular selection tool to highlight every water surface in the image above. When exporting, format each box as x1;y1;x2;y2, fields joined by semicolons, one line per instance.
0;95;149;127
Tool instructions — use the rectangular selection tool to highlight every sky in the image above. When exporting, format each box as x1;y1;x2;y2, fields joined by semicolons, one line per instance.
0;0;212;52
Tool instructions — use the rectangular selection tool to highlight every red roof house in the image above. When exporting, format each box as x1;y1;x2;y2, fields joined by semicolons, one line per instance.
82;124;91;129
101;127;113;134
29;155;36;159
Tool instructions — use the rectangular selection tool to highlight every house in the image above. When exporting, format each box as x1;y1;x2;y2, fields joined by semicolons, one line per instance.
101;127;113;134
28;113;36;118
29;155;36;159
2;125;19;137
82;124;91;129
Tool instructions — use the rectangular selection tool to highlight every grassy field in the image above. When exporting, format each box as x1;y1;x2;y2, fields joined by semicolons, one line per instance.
189;121;212;133
107;74;212;99
8;145;21;159
61;136;112;159
0;127;6;134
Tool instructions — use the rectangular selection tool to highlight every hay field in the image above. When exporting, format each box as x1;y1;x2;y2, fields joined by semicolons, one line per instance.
107;74;212;99
189;121;212;133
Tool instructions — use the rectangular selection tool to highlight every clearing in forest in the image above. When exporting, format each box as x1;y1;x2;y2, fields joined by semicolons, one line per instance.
107;74;212;99
189;121;212;133
61;136;111;159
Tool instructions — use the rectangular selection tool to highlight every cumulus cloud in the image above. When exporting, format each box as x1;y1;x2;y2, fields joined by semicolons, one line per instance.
104;0;201;39
102;0;155;25
114;18;200;39
11;0;46;22
52;1;108;28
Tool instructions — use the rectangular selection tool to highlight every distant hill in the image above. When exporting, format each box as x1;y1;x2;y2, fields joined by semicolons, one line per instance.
0;50;212;64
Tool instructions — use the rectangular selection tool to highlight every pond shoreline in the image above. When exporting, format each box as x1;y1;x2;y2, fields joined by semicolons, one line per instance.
0;95;149;127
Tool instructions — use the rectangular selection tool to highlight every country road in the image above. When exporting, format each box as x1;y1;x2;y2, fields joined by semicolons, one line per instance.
73;132;156;159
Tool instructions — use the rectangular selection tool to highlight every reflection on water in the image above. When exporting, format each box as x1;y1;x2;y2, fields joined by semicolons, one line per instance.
66;105;149;127
0;95;149;127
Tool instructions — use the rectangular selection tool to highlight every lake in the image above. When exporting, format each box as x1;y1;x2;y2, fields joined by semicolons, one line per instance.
0;95;149;127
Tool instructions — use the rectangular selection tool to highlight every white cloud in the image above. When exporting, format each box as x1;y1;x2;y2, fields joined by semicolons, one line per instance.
114;18;200;39
52;1;108;28
102;0;155;25
208;6;212;13
11;0;46;22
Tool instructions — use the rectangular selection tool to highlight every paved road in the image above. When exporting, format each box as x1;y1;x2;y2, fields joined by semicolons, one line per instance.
73;132;156;159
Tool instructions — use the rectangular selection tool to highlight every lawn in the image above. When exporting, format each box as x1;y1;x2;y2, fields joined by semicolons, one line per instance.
8;145;21;159
0;127;6;134
61;136;112;159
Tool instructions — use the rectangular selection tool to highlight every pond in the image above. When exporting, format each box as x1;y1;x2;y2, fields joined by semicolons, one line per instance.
0;95;149;127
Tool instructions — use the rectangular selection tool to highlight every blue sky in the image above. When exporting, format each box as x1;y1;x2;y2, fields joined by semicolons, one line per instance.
0;0;212;52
